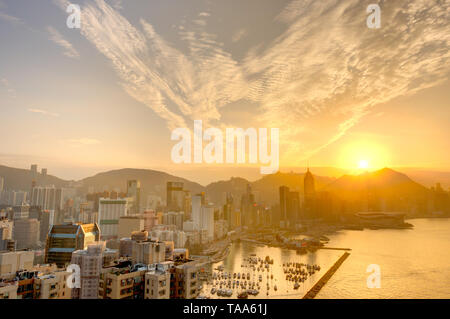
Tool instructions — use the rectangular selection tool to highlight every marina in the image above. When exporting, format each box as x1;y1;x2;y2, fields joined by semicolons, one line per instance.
199;241;344;299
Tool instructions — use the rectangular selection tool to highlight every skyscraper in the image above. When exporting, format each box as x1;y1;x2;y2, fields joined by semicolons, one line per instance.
98;198;129;240
0;176;4;193
71;242;106;299
304;168;316;218
279;186;300;229
166;182;185;212
240;184;255;228
191;194;202;230
13;219;40;250
30;186;63;211
279;186;289;227
127;180;141;214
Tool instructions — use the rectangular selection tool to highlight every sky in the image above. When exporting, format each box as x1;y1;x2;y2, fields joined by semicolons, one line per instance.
0;0;449;184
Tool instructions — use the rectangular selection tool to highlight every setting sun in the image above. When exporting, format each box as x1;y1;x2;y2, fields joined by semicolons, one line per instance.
358;159;369;169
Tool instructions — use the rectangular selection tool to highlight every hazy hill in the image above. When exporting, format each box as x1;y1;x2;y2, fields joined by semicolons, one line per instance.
205;171;335;206
0;165;69;192
0;164;441;210
205;177;251;205
323;167;429;203
79;168;205;203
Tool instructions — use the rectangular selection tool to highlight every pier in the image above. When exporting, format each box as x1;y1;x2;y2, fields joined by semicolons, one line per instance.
302;252;350;299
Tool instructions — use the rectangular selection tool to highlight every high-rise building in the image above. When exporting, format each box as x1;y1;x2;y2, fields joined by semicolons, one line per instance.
142;210;159;232
39;210;54;243
30;186;63;211
132;239;166;265
0;176;4;193
200;205;214;242
44;223;100;267
223;193;234;229
41;168;47;177
304;168;316;218
169;261;201;299
279;186;289;227
166;182;185;212
98;198;130;240
191;194;202;230
71;242;106;299
127;180;141;214
162;211;184;230
118;216;145;239
11;205;30;220
30;164;38;175
145;263;171;299
0;219;13;251
13;219;40;250
0;191;27;206
279;186;300;228
240;184;255;228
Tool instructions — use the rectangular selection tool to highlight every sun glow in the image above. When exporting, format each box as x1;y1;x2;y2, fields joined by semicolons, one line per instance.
358;159;369;169
337;139;390;171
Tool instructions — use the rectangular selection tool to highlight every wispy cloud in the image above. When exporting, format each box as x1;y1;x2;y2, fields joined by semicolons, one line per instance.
65;0;449;164
243;0;450;161
28;108;60;117
78;0;247;130
47;26;80;59
0;11;22;25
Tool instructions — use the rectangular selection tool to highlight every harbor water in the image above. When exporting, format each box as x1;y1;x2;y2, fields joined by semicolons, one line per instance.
201;218;450;299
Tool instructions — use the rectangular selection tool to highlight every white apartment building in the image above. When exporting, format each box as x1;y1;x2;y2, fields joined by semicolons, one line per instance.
98;198;130;239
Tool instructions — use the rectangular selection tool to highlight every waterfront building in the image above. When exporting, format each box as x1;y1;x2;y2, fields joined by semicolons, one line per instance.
304;168;317;218
169;260;200;299
240;184;256;228
214;220;228;240
200;205;214;242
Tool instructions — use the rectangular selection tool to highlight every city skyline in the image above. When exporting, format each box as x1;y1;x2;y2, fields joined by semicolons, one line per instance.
0;0;449;182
